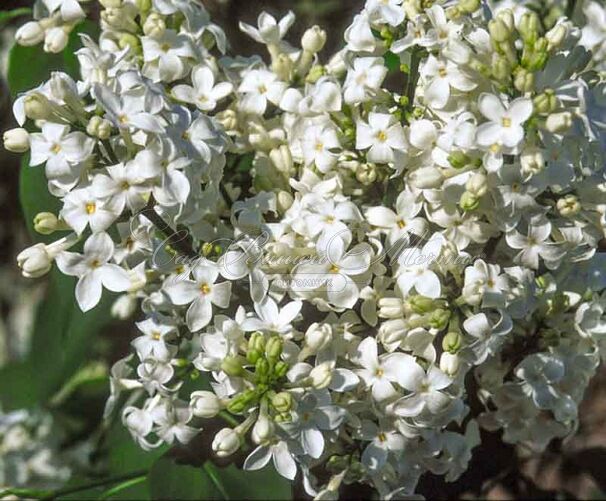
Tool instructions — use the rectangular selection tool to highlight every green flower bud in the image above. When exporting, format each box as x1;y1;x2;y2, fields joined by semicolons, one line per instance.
428;308;451;330
24;93;52;121
407;295;436;314
519;12;540;44
533;91;557;114
513;68;534;93
271;391;293;413
447;150;470;169
274;361;289;378
249;331;266;353
488;18;512;43
265;336;283;361
255;358;270;379
221;356;244;377
247;349;262;364
135;0;151;13
34;212;59;235
491;56;511;82
442;331;463;353
458;0;480;13
459;191;480;212
305;64;326;84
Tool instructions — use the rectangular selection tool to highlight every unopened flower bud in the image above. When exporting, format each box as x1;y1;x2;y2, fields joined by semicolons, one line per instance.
302;26;327;53
466;172;488;197
458;0;480;13
356;163;378;185
272;53;294;81
440;352;460;375
255;357;270;378
190;390;221;418
17;244;52;278
409;166;443;189
305;64;326;84
428;309;451;330
87;116;112;140
406;295;435;314
305;322;333;352
44;27;69;53
442;331;463;353
212;428;241;457
545;111;572;133
546;24;567;50
248;331;265;353
378;297;405;318
24;93;52;121
271;391;293;413
379;319;407;345
533;91;557;114
519;12;540;43
265;336;283;361
221;356;244;377
111;294;137;319
520;147;545;175
34;212;59;235
459;191;480;212
310;362;333;389
274;360;288;378
15;21;45;46
277;190;293;213
556;194;581;216
491;56;511;82
3;128;30;153
514;68;534;93
447;151;470;169
251;414;275;444
488;18;511;43
143;12;165;37
269;145;293;174
216;109;238;131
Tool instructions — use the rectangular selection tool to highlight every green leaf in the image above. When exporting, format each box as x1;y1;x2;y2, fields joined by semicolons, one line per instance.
19;155;62;242
148;456;292;501
103;426;167;500
383;50;400;72
0;8;32;25
0;269;114;410
7;19;98;98
148;457;223;500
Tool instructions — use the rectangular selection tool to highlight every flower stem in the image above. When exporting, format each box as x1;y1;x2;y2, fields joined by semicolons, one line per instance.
40;470;147;500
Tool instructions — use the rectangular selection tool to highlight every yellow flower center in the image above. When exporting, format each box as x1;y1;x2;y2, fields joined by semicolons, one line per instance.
375;368;384;377
378;432;387;442
438;67;447;78
50;143;62;154
151;331;161;340
85;202;96;215
315;141;324;152
257;84;267;94
200;283;211;294
397;219;406;229
501;117;512;127
490;143;501;154
329;264;340;273
376;130;388;142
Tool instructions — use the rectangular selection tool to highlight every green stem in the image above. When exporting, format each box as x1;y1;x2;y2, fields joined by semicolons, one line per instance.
219;410;240;427
203;462;231;500
565;0;577;19
40;470;148;500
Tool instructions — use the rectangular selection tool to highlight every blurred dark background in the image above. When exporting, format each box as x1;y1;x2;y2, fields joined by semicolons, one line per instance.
1;1;606;499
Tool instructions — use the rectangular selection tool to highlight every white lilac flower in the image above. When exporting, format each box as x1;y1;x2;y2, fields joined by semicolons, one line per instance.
164;262;232;332
29;123;94;177
476;93;533;151
56;232;131;311
396;235;445;299
356;112;407;164
343;57;387;104
172;65;233;111
238;69;287;115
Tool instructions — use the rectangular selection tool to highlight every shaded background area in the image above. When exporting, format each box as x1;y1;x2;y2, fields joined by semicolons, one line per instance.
0;1;605;499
